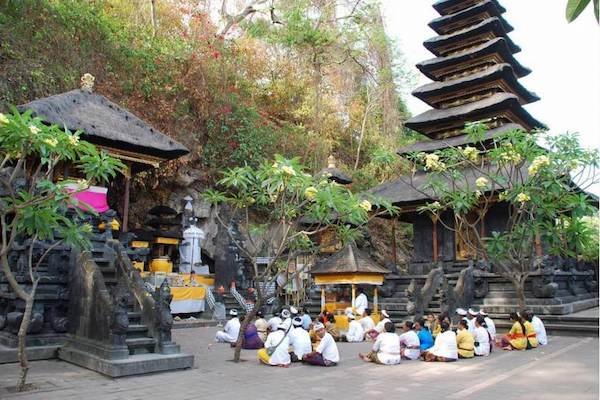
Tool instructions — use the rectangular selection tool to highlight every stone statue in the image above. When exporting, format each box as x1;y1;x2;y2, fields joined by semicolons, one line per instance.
154;280;174;344
110;283;130;346
473;259;489;298
531;265;558;298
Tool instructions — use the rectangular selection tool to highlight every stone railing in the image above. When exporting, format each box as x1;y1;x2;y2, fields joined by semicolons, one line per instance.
66;250;130;360
108;240;178;354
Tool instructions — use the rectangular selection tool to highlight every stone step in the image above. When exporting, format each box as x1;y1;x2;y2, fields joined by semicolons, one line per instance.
126;337;157;355
128;312;142;324
126;324;149;338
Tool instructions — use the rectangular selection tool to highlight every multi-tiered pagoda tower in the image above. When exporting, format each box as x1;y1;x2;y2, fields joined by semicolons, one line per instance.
404;0;543;149
368;0;598;320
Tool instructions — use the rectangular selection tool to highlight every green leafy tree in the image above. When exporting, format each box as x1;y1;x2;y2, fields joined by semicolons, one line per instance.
404;124;599;309
0;109;124;391
203;154;397;362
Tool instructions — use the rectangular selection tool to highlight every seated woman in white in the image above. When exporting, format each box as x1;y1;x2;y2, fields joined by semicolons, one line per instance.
473;315;491;356
399;320;421;360
359;321;400;365
421;321;458;362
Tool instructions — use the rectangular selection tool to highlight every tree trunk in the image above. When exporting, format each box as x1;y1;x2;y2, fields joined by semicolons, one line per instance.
16;288;35;392
514;280;526;311
150;0;158;37
233;298;261;362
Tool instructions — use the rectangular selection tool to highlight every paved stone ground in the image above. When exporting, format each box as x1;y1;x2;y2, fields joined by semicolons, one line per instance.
571;307;599;318
0;328;597;400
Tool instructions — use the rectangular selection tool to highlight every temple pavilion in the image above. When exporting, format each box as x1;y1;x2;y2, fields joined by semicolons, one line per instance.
370;0;544;272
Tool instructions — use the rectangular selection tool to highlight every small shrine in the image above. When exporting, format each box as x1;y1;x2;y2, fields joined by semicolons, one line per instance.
0;76;201;376
311;244;389;329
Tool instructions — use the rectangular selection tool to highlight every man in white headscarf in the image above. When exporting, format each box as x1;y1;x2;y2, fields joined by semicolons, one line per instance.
344;313;365;342
215;309;240;343
289;317;312;362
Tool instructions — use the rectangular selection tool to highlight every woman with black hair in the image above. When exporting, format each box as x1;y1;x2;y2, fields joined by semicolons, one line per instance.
497;312;528;350
473;315;491;356
421;321;458;362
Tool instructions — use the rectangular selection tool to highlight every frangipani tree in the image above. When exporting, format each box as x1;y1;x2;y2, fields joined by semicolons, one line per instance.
405;123;599;309
0;108;124;391
203;154;397;361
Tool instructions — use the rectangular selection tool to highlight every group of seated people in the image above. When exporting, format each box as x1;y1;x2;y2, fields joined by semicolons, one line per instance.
214;304;548;367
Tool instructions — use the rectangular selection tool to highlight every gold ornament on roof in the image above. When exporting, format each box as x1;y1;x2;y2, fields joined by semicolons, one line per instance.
80;73;95;92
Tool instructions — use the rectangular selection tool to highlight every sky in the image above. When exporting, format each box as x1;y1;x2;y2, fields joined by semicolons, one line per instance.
381;0;600;153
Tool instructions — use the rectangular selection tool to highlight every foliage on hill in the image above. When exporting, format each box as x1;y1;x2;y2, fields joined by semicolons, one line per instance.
0;0;418;190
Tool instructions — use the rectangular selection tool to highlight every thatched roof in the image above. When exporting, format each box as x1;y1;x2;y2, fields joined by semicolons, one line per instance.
397;123;523;155
405;92;545;137
424;17;520;57
417;38;530;81
429;0;511;35
18;89;189;161
412;64;539;108
433;0;505;16
316;167;353;184
315;155;353;184
367;162;530;208
311;244;389;275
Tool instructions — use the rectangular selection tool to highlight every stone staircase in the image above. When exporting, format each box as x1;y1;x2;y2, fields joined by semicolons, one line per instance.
58;232;194;377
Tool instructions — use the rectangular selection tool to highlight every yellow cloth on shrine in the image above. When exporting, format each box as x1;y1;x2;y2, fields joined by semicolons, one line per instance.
181;274;215;287
170;286;205;301
456;329;475;358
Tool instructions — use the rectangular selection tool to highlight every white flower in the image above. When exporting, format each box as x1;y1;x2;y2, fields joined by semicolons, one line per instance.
281;165;296;176
463;146;478;162
69;135;79;146
528;155;550;176
44;138;58;147
29;125;41;135
475;177;489;188
430;201;442;209
425;153;446;171
359;200;372;212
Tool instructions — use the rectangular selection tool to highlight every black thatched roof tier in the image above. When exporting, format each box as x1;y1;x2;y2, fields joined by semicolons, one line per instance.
396;122;523;155
412;63;539;108
316;167;353;184
311;244;390;275
18;89;189;161
367;162;529;208
424;17;520;57
429;0;511;35
405;93;545;138
433;0;505;16
417;38;530;82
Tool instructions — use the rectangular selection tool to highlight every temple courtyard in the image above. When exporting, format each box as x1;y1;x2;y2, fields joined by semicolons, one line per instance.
0;327;597;400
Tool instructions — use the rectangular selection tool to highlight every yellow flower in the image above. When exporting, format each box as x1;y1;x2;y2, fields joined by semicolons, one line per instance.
29;125;41;135
281;165;296;176
475;190;482;198
69;135;79;146
517;192;530;203
304;186;318;200
246;197;255;205
0;113;9;125
463;146;479;162
475;177;489;188
44;138;58;147
425;153;446;171
359;200;372;212
430;201;442;209
528;155;550;176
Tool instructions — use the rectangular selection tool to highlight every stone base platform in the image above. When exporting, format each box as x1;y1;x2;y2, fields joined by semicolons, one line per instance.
58;346;194;378
0;344;61;364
